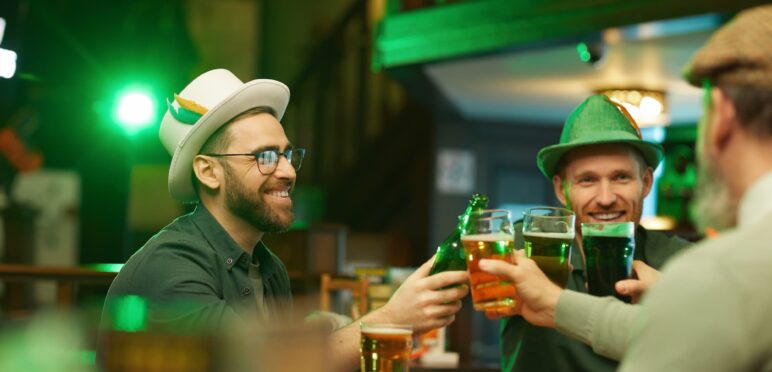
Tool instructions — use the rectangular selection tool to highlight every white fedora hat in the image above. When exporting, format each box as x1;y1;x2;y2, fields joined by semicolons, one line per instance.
159;69;290;202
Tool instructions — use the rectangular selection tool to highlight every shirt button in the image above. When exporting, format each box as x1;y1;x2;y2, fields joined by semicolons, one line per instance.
242;287;252;296
226;257;234;265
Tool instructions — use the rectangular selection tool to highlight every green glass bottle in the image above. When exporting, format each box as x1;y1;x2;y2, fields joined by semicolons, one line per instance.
429;193;489;275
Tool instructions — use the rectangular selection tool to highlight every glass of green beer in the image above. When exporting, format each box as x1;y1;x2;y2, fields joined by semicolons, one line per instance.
581;222;635;302
522;207;575;288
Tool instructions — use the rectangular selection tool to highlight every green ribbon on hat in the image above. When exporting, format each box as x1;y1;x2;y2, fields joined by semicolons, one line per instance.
536;94;664;179
167;94;208;125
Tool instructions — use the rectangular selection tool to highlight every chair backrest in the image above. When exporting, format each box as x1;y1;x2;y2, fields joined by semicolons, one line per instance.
319;273;369;319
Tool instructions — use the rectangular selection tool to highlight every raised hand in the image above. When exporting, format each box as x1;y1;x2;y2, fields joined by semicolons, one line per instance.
478;250;563;328
372;256;469;334
615;260;660;304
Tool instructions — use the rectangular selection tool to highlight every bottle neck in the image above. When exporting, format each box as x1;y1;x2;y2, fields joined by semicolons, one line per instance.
455;214;470;233
456;198;487;232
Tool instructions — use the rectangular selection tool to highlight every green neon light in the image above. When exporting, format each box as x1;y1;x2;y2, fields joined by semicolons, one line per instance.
86;263;124;273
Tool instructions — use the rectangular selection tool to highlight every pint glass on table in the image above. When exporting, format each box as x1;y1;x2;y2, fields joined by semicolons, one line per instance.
581;222;635;302
360;323;413;372
522;207;575;288
461;209;517;312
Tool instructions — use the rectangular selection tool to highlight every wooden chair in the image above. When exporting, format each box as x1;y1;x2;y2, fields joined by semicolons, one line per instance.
319;273;369;319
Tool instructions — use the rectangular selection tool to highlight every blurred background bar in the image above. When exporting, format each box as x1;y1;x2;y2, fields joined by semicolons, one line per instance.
0;0;767;369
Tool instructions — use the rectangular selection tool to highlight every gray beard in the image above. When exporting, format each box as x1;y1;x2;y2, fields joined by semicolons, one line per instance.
690;160;737;232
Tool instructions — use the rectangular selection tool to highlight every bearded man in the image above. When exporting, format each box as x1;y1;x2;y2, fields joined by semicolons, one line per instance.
480;5;772;371
101;69;469;370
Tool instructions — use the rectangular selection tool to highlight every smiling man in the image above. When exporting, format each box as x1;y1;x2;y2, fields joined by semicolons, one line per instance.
100;69;469;370
497;94;691;372
556;143;649;225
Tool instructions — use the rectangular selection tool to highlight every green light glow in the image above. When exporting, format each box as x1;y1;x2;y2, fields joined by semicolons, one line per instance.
112;86;157;135
576;42;590;62
113;295;148;332
86;263;124;273
79;350;96;365
118;92;154;123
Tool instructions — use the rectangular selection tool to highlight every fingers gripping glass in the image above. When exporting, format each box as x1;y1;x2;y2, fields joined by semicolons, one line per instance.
205;148;306;175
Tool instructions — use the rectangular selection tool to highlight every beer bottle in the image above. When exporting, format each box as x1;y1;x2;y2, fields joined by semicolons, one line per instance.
429;193;489;275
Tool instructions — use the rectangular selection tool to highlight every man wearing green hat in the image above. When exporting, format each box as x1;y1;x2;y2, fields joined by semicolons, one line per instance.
495;94;691;372
482;4;772;371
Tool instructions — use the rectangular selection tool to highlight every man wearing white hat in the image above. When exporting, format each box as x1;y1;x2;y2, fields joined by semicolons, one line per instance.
102;69;469;369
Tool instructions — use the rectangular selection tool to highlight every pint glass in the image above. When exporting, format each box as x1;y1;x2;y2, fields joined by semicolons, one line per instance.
522;207;575;288
582;222;635;302
461;209;517;312
360;323;413;372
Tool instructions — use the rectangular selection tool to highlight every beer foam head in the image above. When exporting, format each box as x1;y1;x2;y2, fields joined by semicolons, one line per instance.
581;222;635;237
361;327;413;335
460;233;514;242
522;231;575;240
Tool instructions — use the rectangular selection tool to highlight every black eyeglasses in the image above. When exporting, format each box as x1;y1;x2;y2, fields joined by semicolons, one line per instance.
205;148;306;175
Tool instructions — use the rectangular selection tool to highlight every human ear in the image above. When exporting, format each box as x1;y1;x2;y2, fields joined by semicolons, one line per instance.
192;155;221;191
552;175;567;207
641;167;654;198
706;88;738;158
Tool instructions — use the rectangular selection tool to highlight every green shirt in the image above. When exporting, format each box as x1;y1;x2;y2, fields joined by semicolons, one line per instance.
102;205;292;330
500;224;690;372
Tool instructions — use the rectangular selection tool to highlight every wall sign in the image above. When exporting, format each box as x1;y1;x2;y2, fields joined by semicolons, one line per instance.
436;149;475;195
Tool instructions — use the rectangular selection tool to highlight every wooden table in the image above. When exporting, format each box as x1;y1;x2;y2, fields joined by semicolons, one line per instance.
412;363;500;371
0;264;119;307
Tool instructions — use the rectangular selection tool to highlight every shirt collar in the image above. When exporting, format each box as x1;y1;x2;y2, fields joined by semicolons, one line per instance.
738;171;772;228
190;204;279;277
252;240;279;279
191;204;249;270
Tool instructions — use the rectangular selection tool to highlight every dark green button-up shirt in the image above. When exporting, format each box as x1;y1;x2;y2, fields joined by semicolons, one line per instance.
500;224;691;372
102;205;292;330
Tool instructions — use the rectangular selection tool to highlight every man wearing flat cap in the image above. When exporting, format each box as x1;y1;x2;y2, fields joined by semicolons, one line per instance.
481;5;772;371
619;5;772;370
493;94;691;372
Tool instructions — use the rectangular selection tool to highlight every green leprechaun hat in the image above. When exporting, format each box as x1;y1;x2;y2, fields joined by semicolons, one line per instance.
536;94;663;179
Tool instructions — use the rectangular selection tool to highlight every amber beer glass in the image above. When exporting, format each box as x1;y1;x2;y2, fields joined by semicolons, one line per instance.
582;221;635;302
360;323;413;372
461;209;517;311
522;207;575;288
